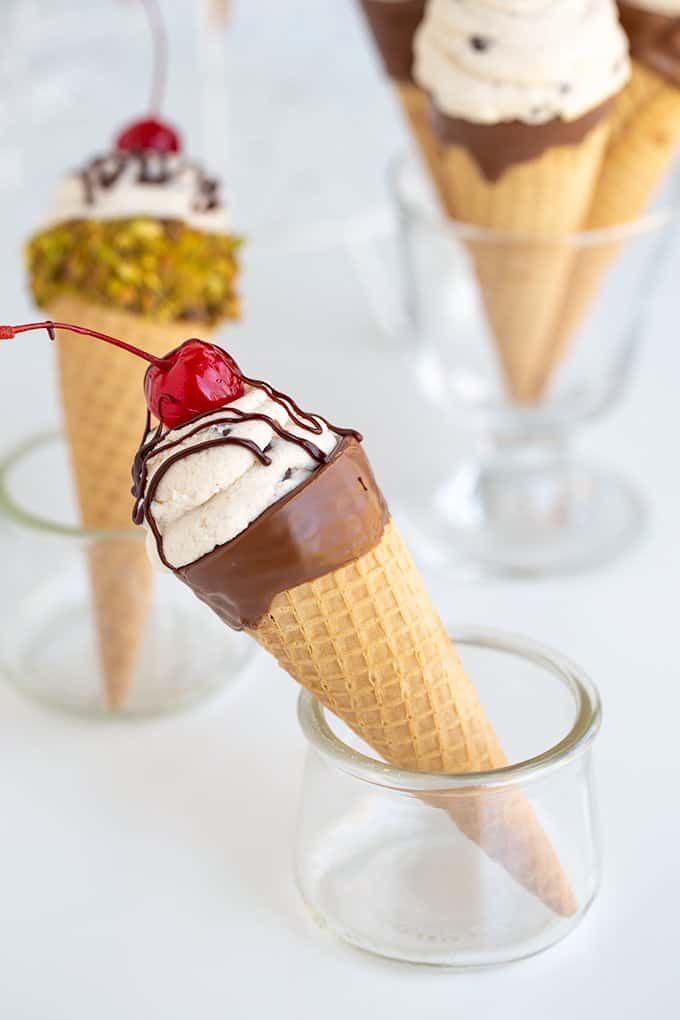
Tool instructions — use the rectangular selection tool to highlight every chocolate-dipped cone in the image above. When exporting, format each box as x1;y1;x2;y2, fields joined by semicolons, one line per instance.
434;111;612;403
358;1;453;212
534;6;680;396
49;297;216;708
25;0;241;708
169;436;575;916
26;161;239;708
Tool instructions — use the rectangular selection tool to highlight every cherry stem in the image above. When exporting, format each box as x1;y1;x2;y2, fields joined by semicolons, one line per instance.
0;321;163;365
141;0;168;114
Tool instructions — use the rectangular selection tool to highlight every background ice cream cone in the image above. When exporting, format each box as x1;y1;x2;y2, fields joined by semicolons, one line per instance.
48;296;213;708
589;60;680;228
411;0;630;403
533;57;680;396
250;517;576;916
358;0;452;211
26;119;240;709
440;122;611;403
396;80;452;212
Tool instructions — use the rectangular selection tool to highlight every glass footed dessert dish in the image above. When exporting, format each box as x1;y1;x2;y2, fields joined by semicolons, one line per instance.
355;0;680;577
390;154;677;577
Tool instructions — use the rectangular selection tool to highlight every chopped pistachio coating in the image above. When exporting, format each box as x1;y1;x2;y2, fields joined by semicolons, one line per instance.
26;218;242;325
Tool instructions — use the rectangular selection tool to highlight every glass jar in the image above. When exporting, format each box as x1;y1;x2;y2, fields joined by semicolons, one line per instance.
295;626;602;967
0;432;253;717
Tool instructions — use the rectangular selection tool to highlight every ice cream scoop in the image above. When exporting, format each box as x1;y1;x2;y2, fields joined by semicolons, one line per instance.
414;0;629;142
42;146;230;241
132;363;359;575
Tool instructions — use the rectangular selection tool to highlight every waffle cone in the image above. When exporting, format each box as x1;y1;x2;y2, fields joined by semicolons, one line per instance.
47;296;212;708
533;62;680;397
396;82;453;214
441;121;610;403
249;518;576;916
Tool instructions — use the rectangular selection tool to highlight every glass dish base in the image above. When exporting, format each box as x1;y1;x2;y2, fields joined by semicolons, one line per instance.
398;459;646;578
0;567;253;719
297;817;591;968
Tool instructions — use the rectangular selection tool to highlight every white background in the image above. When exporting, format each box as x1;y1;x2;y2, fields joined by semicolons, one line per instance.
0;1;679;1016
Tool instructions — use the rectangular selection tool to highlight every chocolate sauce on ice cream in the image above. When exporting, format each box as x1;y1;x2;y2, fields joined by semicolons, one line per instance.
78;150;222;214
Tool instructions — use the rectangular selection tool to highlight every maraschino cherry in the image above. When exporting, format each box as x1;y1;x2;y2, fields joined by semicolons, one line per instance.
116;117;180;154
0;322;243;429
114;0;181;155
144;339;242;427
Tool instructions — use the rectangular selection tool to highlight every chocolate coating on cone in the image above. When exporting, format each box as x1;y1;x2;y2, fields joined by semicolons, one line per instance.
177;437;388;630
358;0;426;82
619;3;680;88
431;99;614;182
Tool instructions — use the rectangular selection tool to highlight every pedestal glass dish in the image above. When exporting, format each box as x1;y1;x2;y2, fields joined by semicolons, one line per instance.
392;155;677;575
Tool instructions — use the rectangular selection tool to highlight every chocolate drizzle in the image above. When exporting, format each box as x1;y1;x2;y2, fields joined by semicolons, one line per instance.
78;150;222;214
131;373;361;572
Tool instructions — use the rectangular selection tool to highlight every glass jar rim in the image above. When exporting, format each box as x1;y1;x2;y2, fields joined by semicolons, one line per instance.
297;625;601;792
0;431;144;542
389;152;678;248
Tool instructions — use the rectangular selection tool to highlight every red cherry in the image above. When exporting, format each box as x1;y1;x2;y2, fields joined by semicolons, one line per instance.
1;322;243;429
144;340;243;428
115;117;180;154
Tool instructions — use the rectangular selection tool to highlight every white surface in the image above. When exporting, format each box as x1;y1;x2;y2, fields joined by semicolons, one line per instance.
1;1;679;1017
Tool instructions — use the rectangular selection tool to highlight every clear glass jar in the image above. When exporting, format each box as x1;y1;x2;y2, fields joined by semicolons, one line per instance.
0;433;253;717
389;154;678;576
295;626;602;967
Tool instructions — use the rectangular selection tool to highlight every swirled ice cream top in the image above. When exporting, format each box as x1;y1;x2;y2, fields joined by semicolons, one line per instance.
133;382;361;569
46;151;229;235
414;0;631;125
